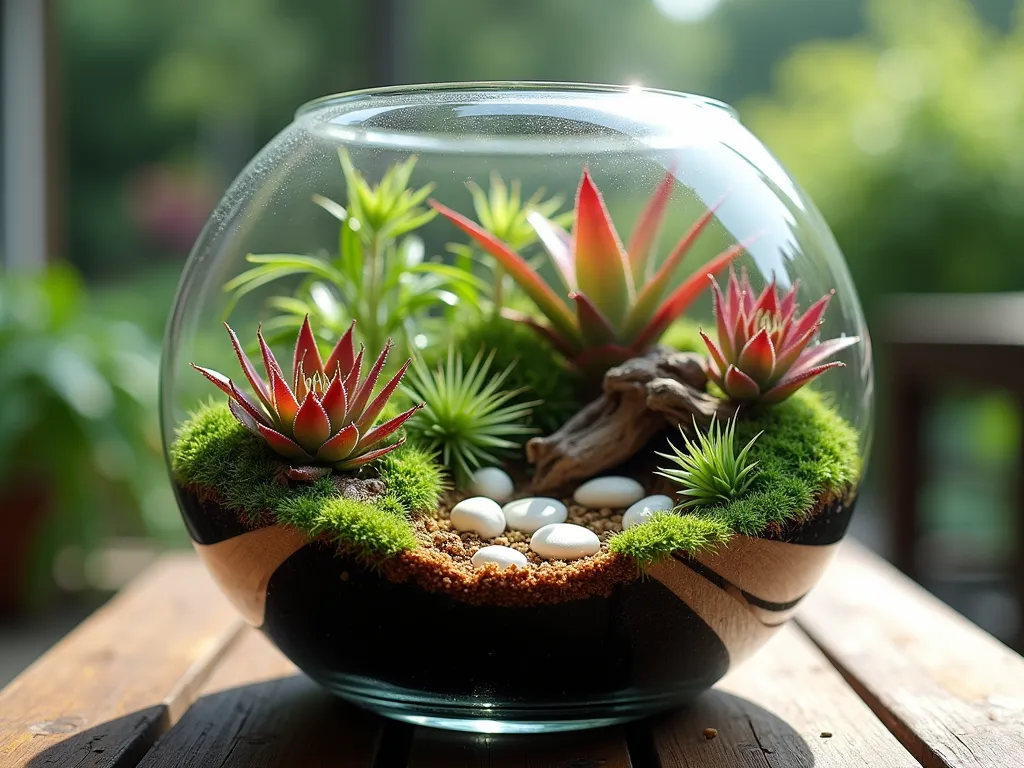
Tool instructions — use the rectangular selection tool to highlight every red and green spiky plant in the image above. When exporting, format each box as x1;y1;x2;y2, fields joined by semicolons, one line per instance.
191;317;421;477
700;268;860;404
431;169;745;375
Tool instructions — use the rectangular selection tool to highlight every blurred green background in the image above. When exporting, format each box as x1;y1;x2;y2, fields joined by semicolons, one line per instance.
3;0;1023;669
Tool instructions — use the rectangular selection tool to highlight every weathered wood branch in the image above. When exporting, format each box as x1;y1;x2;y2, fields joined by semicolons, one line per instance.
527;348;736;493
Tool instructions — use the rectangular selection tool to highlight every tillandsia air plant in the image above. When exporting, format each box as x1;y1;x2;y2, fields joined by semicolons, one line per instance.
225;150;483;354
700;268;860;404
449;172;572;311
191;316;421;479
656;413;761;510
401;348;538;483
431;169;746;375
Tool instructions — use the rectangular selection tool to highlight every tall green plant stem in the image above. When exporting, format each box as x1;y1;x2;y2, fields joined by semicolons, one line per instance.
492;264;505;314
365;233;385;353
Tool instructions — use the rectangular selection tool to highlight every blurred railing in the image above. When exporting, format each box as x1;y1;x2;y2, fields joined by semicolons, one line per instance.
1;0;58;270
882;293;1024;649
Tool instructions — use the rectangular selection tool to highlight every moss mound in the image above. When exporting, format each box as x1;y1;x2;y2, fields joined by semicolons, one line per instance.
610;388;860;563
171;401;444;558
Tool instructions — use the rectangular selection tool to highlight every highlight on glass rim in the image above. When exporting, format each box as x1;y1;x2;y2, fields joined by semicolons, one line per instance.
160;83;872;732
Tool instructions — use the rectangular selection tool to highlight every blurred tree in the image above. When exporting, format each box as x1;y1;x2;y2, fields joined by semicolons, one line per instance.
402;0;728;92
713;0;864;102
58;0;371;275
745;0;1024;318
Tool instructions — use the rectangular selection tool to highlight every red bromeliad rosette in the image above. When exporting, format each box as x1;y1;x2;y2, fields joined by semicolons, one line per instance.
192;316;421;476
700;268;860;404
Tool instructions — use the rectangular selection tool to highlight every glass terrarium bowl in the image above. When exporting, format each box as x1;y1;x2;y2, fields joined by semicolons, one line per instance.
160;82;873;733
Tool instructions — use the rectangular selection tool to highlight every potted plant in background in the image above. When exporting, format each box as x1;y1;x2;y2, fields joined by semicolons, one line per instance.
0;267;165;613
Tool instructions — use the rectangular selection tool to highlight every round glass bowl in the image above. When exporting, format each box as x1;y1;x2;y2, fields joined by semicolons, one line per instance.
161;82;872;733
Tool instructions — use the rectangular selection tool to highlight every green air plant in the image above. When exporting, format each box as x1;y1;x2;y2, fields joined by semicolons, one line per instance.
701;268;860;404
452;172;572;311
446;313;582;432
191;316;422;479
431;169;745;376
225;150;483;354
656;414;761;510
401;348;538;483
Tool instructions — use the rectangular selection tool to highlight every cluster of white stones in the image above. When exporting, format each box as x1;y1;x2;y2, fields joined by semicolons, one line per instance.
452;468;674;570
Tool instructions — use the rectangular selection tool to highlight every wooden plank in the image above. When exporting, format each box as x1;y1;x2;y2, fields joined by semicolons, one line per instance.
648;623;918;767
799;540;1024;768
138;628;384;767
0;553;243;768
407;726;633;768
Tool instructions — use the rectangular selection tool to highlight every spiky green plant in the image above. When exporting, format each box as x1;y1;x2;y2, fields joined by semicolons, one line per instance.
656;414;762;510
447;172;571;311
401;348;538;482
465;171;572;251
225;150;482;353
336;149;437;241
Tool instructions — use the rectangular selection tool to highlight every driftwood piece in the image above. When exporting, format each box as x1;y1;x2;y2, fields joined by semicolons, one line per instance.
526;348;736;493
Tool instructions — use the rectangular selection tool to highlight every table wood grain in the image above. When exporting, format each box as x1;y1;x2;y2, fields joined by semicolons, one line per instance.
138;630;383;768
648;623;916;767
0;555;244;767
1;541;1020;767
799;542;1024;768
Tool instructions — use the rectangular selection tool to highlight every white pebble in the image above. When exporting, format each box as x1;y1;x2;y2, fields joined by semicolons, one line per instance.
622;495;675;530
471;545;528;571
450;497;506;539
530;523;600;561
502;497;568;533
573;476;645;509
468;467;515;503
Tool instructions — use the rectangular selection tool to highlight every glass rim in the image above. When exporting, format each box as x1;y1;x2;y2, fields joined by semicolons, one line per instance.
294;80;738;154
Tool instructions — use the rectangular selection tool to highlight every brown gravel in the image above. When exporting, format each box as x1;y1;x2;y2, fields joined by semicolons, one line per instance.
378;490;640;607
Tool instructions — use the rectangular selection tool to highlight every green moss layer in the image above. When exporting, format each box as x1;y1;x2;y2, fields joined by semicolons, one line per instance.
610;388;861;564
170;401;443;558
610;513;733;564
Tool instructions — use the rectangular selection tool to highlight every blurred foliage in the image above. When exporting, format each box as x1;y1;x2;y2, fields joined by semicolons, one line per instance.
57;0;884;277
745;0;1024;317
0;267;178;605
59;0;372;275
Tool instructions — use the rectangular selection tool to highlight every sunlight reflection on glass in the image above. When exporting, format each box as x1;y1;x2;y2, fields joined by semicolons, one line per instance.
652;0;721;23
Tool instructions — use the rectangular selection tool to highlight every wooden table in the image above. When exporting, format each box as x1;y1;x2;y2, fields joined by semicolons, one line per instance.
1;541;1022;767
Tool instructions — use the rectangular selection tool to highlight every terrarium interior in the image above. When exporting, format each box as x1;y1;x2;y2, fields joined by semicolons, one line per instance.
161;84;872;731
